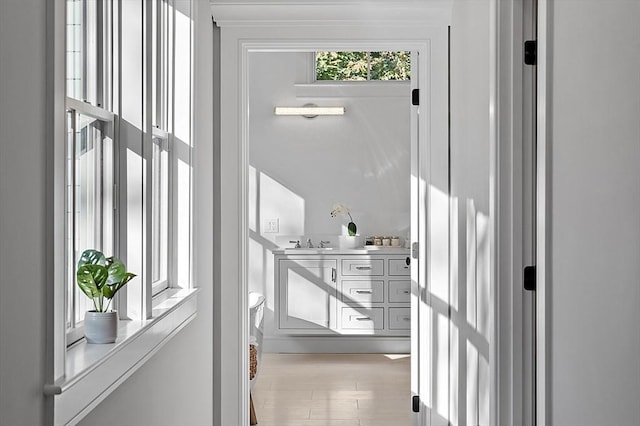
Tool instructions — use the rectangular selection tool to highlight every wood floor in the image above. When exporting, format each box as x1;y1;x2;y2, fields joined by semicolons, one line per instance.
251;353;411;426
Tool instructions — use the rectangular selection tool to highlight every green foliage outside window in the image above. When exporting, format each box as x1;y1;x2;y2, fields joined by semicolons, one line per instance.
316;51;411;81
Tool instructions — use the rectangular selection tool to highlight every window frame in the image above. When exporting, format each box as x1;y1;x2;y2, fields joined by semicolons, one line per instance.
149;0;174;297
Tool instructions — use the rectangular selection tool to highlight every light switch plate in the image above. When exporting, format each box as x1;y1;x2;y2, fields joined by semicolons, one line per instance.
265;218;279;233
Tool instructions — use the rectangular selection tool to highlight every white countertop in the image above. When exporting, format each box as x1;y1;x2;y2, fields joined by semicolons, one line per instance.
272;247;410;255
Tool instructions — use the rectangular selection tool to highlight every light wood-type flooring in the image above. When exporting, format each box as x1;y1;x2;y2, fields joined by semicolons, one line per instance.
251;353;411;426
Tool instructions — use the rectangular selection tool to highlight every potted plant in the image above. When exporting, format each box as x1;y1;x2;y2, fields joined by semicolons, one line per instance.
76;249;136;344
330;203;362;249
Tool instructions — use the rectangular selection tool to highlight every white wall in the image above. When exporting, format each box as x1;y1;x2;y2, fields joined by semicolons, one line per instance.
249;53;411;241
547;1;640;424
0;0;49;424
248;51;411;338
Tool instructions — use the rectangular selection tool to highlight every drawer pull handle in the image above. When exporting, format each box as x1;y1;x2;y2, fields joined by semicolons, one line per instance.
356;317;372;321
355;290;373;294
355;266;372;270
403;290;410;294
403;317;410;321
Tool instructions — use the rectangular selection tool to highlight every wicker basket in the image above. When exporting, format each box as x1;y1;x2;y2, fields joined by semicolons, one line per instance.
249;344;257;380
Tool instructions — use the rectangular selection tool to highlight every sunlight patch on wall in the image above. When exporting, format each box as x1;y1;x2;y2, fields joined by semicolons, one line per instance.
259;171;305;242
466;199;477;329
436;312;450;419
449;323;459;426
476;212;490;340
466;341;479;426
430;185;449;304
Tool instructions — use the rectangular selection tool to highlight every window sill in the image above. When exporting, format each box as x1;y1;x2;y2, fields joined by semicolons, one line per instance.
45;288;199;426
295;81;410;98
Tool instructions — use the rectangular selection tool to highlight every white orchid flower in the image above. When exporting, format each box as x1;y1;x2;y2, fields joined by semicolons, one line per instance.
330;203;350;217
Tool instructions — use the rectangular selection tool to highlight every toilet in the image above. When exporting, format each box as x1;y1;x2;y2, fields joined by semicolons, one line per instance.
248;292;265;425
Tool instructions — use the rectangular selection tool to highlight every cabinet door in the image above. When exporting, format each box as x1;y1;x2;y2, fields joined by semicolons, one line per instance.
278;259;337;331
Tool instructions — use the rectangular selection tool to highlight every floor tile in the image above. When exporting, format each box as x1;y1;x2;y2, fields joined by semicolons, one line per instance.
252;353;410;426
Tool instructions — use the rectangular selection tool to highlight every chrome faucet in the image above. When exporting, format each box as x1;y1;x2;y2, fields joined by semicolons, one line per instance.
319;240;330;248
289;240;301;248
306;238;314;248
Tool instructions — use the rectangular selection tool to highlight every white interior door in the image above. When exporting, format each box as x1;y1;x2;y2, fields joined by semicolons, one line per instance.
411;28;451;426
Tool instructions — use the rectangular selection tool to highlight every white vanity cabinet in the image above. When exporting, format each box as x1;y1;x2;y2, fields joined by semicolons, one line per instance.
274;250;411;336
277;259;338;332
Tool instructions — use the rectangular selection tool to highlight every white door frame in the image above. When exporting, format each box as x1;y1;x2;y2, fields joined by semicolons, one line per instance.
210;2;506;425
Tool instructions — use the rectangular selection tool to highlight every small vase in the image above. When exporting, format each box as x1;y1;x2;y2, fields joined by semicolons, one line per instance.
84;310;118;344
339;235;363;249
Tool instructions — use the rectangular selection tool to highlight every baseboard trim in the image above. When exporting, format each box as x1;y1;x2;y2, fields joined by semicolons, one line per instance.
264;336;410;353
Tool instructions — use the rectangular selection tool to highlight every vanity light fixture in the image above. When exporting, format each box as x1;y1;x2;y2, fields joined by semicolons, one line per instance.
274;103;345;118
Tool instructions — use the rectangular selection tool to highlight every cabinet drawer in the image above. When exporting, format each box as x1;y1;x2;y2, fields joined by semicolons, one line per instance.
341;307;384;330
342;280;384;303
388;280;411;303
388;307;411;330
388;258;411;276
341;259;384;276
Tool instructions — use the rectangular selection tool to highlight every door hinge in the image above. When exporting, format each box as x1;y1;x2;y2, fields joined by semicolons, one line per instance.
524;265;536;291
411;242;419;259
411;88;419;106
412;395;420;413
524;40;537;65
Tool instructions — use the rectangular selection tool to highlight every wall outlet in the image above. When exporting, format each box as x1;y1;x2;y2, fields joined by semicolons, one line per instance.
265;218;279;233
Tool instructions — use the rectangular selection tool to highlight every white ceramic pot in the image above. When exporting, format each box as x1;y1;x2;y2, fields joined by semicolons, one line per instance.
339;235;363;249
84;310;118;344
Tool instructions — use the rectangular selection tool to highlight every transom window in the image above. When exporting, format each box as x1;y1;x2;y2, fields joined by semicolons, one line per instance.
315;51;411;81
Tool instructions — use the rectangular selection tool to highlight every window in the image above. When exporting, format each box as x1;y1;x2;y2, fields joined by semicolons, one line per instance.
315;51;411;81
150;0;174;295
65;104;115;343
66;0;115;343
63;0;191;343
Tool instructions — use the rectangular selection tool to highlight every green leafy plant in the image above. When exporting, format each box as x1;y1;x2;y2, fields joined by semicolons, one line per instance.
315;51;411;81
76;249;136;312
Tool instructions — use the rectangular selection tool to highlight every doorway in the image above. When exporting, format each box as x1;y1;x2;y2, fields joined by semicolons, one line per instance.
247;48;416;424
230;32;449;425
